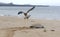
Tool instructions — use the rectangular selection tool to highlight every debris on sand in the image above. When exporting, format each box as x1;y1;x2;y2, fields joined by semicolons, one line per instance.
51;30;55;31
30;24;44;29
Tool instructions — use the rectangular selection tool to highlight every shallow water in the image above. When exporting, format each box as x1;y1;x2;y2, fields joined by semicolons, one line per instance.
0;6;60;20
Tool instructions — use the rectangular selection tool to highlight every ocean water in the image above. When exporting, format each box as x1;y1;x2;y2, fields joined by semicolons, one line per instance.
0;6;60;20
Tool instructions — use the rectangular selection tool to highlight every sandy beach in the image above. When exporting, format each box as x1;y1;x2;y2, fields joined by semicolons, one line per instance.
0;16;60;37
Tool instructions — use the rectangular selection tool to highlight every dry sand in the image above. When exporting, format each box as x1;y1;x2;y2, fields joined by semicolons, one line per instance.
0;16;60;37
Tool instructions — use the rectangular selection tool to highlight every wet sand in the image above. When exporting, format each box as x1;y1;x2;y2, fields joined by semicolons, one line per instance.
0;16;60;37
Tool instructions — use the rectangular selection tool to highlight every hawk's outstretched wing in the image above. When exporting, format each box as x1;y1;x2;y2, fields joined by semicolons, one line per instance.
27;6;35;13
18;11;24;15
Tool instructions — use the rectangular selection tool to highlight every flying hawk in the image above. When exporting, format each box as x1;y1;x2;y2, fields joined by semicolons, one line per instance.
18;6;35;19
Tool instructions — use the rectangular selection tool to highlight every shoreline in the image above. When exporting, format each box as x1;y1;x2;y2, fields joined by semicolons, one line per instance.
0;16;60;29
